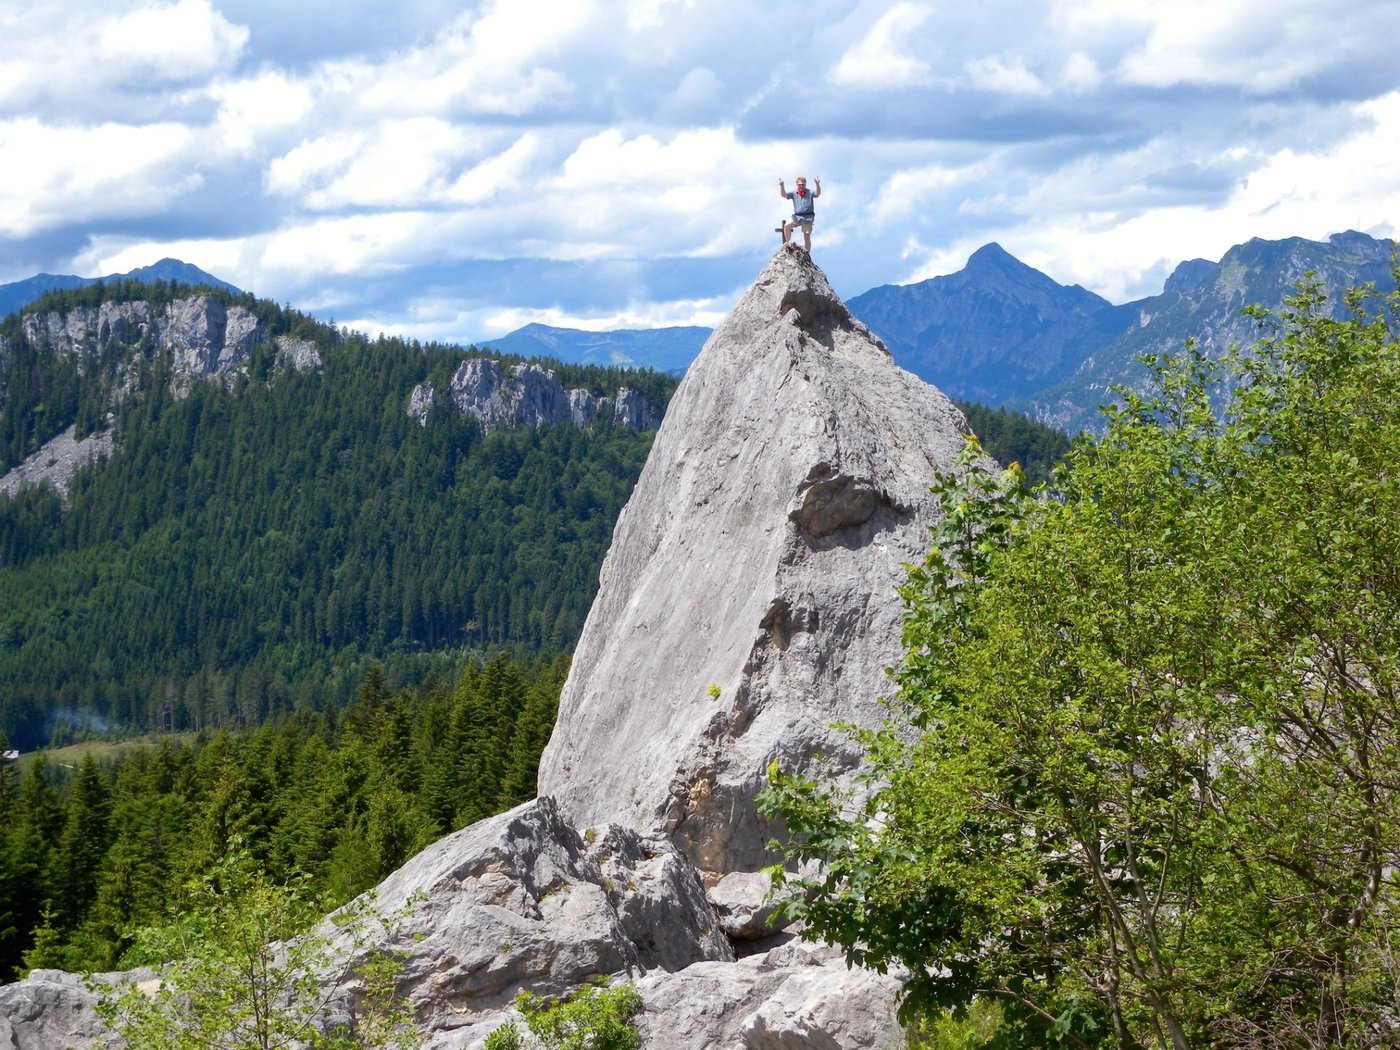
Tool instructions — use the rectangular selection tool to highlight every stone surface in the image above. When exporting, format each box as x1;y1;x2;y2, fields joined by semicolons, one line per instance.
0;970;111;1050
9;296;288;404
538;243;972;875
633;942;906;1050
433;358;662;433
0;423;113;501
338;797;733;1044
708;870;791;943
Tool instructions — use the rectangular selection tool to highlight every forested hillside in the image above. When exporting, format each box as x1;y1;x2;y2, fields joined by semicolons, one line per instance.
957;401;1070;485
0;283;675;752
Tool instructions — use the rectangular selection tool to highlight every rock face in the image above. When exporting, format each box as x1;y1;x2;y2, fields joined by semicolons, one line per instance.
408;359;662;432
10;296;322;403
0;423;113;501
538;243;972;875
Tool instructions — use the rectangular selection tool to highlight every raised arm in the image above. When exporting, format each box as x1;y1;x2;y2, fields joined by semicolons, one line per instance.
778;178;788;199
812;176;821;198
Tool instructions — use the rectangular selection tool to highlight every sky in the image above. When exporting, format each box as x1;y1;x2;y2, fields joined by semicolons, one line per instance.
2;0;1399;345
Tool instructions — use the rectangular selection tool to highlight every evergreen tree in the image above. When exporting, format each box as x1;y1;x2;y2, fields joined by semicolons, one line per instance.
50;753;113;932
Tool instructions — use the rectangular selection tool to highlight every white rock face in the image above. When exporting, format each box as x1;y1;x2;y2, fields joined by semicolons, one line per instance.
538;243;971;874
0;423;113;501
10;296;275;403
440;358;661;432
636;942;906;1050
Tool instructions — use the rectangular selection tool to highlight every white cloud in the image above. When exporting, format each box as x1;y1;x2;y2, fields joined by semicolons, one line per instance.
100;0;248;81
1058;51;1103;93
829;3;934;88
477;295;730;338
211;72;314;153
1109;0;1344;94
964;55;1049;96
0;117;200;237
302;119;472;210
358;0;591;118
906;90;1400;303
447;134;546;205
864;160;990;228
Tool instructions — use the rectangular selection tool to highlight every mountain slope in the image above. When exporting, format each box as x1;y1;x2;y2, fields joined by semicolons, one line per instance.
0;284;675;751
1025;230;1398;433
847;242;1138;404
482;322;709;373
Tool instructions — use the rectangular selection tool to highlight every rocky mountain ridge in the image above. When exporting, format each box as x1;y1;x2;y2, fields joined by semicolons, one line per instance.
1023;230;1399;432
409;358;661;433
0;244;969;1048
846;241;1138;405
482;323;708;375
0;258;238;320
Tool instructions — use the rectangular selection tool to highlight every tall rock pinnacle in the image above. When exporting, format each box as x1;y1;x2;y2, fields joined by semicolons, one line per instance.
538;244;973;874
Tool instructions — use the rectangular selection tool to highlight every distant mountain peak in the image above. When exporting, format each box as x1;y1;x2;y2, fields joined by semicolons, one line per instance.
966;241;1016;265
0;258;241;320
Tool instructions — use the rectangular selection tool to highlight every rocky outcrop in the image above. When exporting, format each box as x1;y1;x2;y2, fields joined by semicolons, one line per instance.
320;797;904;1049
537;243;973;875
10;297;320;405
0;423;113;502
408;359;661;432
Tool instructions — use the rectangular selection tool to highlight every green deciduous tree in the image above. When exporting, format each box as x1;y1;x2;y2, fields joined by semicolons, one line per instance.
760;269;1400;1048
96;841;418;1050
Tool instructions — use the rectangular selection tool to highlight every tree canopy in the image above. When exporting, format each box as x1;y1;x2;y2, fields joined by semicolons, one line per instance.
761;268;1400;1047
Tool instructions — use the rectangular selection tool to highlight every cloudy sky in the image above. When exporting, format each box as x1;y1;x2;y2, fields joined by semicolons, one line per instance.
2;0;1398;344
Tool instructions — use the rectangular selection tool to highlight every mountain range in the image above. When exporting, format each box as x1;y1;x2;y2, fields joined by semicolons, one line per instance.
493;231;1398;432
0;258;238;319
3;231;1394;437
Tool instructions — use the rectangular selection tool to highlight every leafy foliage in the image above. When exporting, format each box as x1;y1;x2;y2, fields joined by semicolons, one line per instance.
761;268;1400;1048
485;981;644;1050
93;842;418;1049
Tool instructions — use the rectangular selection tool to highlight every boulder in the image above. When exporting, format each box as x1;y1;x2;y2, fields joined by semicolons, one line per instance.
538;243;972;875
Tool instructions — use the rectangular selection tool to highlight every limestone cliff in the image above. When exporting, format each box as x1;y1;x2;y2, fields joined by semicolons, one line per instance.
537;243;972;875
408;359;661;432
13;297;322;400
0;297;323;498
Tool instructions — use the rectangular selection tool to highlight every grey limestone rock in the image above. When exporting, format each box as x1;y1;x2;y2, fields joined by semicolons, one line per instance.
537;243;973;875
342;797;732;1045
275;334;323;374
633;941;906;1050
443;358;660;432
0;970;111;1050
13;296;274;402
408;381;438;426
0;423;113;502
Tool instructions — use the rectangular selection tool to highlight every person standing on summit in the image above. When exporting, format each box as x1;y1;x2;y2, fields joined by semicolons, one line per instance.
779;176;820;252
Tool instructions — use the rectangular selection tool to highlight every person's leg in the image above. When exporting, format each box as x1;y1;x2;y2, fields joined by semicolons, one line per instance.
802;226;811;251
782;220;793;244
